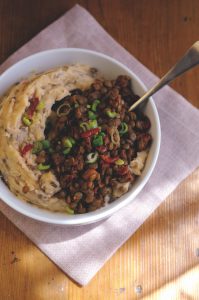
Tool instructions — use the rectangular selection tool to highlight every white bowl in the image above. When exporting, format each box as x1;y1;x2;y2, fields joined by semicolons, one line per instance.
0;48;161;225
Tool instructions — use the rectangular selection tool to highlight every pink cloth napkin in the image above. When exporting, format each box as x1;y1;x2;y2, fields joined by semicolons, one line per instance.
0;5;199;286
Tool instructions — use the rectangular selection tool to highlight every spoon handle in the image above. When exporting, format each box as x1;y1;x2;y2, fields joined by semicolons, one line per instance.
129;41;199;111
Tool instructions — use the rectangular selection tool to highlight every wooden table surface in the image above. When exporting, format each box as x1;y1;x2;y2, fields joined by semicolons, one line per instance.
0;1;199;299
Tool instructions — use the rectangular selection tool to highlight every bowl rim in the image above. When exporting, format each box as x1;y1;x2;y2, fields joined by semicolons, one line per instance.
0;48;161;225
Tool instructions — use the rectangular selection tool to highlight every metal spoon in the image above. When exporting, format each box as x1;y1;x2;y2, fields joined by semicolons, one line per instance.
129;41;199;111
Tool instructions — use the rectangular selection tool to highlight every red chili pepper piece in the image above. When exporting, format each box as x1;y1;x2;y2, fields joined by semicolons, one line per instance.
117;165;129;176
96;146;107;153
100;155;119;164
20;144;33;156
26;97;39;118
80;127;100;138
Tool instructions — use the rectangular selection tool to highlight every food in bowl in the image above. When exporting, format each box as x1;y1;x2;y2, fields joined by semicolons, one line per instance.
0;64;152;214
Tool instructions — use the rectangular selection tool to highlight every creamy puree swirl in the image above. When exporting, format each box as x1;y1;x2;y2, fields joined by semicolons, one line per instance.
0;65;98;212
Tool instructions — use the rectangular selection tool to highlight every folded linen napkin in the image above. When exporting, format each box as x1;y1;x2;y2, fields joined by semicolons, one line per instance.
0;5;199;286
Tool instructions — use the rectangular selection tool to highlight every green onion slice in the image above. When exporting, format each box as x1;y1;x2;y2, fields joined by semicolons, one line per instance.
63;148;71;155
80;120;98;131
41;140;50;149
115;159;125;166
36;100;45;111
66;205;74;214
68;137;75;145
32;140;50;154
88;111;97;120
88;119;98;129
63;138;73;148
91;99;100;112
22;115;32;126
32;141;43;154
80;122;89;132
105;110;118;118
57;103;71;117
37;163;50;171
93;134;104;147
86;152;99;163
119;122;128;135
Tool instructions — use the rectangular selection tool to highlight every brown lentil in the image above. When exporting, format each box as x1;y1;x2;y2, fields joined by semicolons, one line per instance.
34;74;152;214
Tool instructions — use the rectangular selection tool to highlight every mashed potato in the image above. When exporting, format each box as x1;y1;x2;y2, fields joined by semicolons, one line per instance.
0;65;98;212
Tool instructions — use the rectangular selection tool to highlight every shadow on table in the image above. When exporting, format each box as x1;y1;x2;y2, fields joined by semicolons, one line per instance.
140;264;199;300
128;169;199;299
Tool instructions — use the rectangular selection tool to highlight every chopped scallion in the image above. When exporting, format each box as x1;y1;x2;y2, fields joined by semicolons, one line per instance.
80;122;89;132
119;122;128;135
32;141;43;154
88;111;97;120
86;152;99;163
93;134;104;147
88;119;98;129
63;148;71;155
68;137;76;145
41;140;50;149
115;159;125;166
63;138;73;148
105;110;118;118
66;205;74;214
22;116;32;126
91;99;100;112
37;163;50;171
36;100;45;111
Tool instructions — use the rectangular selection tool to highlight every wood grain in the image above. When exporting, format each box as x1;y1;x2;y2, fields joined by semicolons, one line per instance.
0;0;199;299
